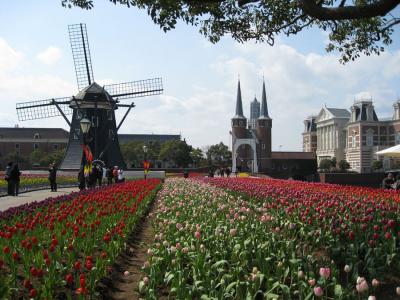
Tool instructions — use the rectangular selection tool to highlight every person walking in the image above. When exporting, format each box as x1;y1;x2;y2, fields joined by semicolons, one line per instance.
10;163;21;196
4;162;13;195
106;166;113;185
118;168;124;183
48;162;57;192
113;166;119;183
78;166;85;190
226;167;231;177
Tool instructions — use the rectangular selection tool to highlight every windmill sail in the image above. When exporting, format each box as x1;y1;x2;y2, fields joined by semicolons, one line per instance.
68;23;94;91
16;97;72;121
105;78;163;100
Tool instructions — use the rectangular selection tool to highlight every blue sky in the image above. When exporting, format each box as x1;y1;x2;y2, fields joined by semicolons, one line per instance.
1;1;399;151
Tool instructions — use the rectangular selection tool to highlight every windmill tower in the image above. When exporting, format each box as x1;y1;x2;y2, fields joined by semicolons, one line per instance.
16;23;163;169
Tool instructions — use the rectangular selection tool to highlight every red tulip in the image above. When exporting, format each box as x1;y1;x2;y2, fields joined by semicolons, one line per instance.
65;273;73;286
29;288;37;298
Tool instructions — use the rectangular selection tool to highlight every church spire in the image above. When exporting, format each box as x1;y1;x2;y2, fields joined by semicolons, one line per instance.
235;79;244;117
260;79;269;118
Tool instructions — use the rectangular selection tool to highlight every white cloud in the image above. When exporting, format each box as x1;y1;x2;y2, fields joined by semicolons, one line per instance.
0;39;75;127
0;37;23;71
36;46;62;65
119;42;400;151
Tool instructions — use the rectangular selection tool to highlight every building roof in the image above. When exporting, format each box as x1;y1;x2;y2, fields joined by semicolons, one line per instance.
118;134;181;144
74;82;115;103
0;127;69;139
259;80;270;118
272;151;316;160
233;80;245;118
326;108;351;118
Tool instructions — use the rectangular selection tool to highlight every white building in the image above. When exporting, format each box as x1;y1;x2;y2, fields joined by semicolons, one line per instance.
315;107;350;164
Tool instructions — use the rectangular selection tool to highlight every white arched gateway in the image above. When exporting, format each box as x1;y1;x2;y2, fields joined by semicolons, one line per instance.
232;138;258;173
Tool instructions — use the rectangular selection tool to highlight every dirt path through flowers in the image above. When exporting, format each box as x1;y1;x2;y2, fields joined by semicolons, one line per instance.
96;196;159;300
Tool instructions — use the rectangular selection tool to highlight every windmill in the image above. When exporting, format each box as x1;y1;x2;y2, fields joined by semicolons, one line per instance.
16;23;163;170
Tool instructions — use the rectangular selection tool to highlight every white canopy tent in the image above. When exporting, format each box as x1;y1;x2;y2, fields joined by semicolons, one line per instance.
375;145;400;158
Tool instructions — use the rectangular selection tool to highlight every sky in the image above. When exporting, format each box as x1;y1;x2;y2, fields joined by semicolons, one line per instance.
0;1;399;151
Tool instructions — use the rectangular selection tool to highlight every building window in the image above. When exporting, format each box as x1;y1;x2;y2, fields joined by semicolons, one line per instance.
53;144;58;150
15;144;20;155
76;110;82;120
366;131;373;147
15;143;20;149
109;129;115;140
282;163;287;170
73;129;80;140
239;120;243;127
262;143;266;149
396;132;400;145
107;110;113;120
34;133;40;139
33;143;39;150
92;116;98;127
351;132;356;148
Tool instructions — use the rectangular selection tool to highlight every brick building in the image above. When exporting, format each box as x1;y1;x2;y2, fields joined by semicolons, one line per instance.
232;79;317;177
0;127;69;158
304;99;400;173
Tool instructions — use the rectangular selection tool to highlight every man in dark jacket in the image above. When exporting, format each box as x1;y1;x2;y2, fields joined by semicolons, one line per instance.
9;163;21;196
5;162;13;195
48;163;57;192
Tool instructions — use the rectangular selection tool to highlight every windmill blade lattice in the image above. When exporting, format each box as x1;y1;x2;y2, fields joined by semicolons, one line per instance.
68;23;94;91
105;78;163;100
16;97;72;121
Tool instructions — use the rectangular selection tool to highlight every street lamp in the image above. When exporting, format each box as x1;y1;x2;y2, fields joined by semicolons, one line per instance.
80;117;91;136
79;117;92;189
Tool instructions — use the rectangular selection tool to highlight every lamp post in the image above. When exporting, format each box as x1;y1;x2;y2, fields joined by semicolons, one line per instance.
143;145;148;179
80;117;92;139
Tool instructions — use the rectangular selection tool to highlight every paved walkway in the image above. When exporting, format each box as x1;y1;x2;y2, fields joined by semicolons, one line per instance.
0;187;79;212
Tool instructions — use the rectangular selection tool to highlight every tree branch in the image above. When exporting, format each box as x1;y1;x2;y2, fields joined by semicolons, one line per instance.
300;0;400;20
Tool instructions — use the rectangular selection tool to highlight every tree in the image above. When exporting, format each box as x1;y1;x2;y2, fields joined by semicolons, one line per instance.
372;160;383;171
338;159;350;172
121;141;162;167
159;140;192;167
330;157;337;168
63;0;400;63
319;158;332;172
190;148;205;167
206;142;231;166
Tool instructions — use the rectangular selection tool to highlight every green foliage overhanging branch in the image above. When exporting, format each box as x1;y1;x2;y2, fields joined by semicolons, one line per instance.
62;0;400;63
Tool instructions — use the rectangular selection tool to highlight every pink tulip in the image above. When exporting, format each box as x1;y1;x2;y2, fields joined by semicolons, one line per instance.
229;228;237;236
194;231;201;239
371;279;379;287
319;267;331;279
368;296;376;300
308;279;316;286
314;286;324;297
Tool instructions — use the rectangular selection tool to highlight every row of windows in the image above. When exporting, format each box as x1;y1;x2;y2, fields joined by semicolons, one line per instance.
14;144;59;150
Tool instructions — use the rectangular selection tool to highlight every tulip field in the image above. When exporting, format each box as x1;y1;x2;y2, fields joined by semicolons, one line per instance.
0;179;161;299
0;174;77;195
141;178;400;299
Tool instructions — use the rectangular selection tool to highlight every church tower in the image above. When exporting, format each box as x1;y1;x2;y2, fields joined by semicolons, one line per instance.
231;80;247;138
255;79;272;171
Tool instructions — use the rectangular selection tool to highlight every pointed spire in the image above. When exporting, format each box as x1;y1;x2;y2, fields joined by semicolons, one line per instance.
260;79;269;118
235;79;244;117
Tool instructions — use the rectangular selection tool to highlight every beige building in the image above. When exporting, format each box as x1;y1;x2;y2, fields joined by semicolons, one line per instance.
304;99;400;173
314;107;350;164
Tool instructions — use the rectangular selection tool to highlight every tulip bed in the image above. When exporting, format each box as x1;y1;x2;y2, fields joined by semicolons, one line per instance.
141;178;400;299
0;179;161;299
0;174;77;194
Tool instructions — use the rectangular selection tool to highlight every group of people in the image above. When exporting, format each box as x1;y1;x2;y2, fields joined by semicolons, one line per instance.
78;165;124;190
208;167;232;178
382;172;400;190
4;162;21;196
